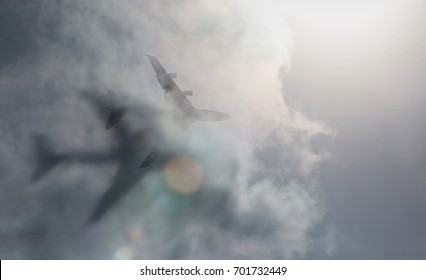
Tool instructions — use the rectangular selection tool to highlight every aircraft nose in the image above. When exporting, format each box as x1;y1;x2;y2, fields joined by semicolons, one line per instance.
214;111;230;120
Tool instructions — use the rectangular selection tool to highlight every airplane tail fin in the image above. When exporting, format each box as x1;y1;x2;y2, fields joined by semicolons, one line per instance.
195;109;230;122
79;89;127;129
32;135;62;181
105;90;127;129
105;107;127;129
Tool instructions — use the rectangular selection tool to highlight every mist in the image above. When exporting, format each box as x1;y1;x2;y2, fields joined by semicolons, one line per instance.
0;0;333;259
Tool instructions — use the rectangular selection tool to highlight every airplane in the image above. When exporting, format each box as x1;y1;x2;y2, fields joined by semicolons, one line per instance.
32;92;155;223
139;55;230;167
32;55;230;223
146;55;229;131
103;55;229;132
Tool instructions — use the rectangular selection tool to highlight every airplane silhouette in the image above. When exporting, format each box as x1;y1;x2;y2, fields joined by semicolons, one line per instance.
32;55;230;222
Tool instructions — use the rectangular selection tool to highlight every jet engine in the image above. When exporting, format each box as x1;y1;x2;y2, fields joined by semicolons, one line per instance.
167;73;177;79
180;90;193;96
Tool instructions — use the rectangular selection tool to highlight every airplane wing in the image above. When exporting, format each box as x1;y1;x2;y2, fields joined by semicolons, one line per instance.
139;150;158;168
88;162;144;223
146;55;182;94
147;55;193;98
146;55;167;77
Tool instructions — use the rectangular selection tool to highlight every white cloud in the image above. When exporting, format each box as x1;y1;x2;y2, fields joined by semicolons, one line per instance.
0;0;334;259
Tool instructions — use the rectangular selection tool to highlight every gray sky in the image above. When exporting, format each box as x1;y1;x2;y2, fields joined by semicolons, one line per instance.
0;0;425;259
284;0;426;258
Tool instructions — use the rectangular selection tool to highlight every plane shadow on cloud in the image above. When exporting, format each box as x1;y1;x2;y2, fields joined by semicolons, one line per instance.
26;86;240;258
0;1;337;260
31;56;232;225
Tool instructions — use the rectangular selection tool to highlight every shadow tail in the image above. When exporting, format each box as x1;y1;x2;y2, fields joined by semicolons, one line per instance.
32;135;63;181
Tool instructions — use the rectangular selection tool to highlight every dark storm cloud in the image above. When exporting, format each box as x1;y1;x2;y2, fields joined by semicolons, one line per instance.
0;0;333;259
0;1;39;68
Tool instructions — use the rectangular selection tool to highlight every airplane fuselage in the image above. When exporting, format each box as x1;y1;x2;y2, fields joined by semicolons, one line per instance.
164;92;197;130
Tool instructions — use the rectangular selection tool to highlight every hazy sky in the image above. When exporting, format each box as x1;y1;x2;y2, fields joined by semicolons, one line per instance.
0;0;425;259
284;0;426;258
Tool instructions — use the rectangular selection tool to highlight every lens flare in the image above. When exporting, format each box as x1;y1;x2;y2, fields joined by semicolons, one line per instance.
163;156;203;195
128;225;144;242
114;246;133;260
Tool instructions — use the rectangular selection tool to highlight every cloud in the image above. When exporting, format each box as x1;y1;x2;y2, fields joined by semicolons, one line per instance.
0;0;334;259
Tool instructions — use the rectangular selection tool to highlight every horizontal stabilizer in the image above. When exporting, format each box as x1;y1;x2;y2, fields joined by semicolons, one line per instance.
195;109;230;122
32;135;62;181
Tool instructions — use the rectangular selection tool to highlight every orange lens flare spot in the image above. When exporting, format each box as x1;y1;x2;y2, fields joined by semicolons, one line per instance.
163;156;203;195
128;225;144;242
